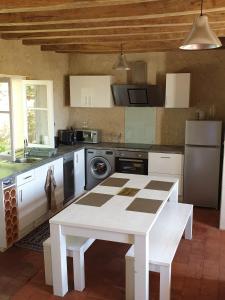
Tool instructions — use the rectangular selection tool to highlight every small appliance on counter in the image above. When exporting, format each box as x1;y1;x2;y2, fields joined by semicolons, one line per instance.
75;129;101;144
58;129;76;145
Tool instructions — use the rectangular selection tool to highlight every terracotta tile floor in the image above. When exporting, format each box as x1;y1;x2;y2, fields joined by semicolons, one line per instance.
0;207;225;300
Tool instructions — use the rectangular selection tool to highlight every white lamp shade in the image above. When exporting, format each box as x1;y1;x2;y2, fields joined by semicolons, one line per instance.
113;53;130;70
180;15;222;50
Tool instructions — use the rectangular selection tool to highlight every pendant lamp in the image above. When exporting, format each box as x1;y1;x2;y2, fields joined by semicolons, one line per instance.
180;0;222;50
113;43;130;70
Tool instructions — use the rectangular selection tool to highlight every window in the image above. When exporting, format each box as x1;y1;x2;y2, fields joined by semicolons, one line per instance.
23;80;54;148
0;78;14;159
0;78;54;161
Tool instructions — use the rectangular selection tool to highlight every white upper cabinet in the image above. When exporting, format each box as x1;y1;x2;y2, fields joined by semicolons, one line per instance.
70;75;114;108
23;80;54;148
165;73;191;108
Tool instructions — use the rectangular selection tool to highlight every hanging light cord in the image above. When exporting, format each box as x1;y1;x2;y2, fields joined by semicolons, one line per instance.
200;0;203;16
120;43;123;55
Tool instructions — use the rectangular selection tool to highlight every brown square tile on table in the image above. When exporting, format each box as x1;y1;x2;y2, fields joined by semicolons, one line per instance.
101;177;130;187
117;187;139;197
75;192;113;207
126;198;163;214
145;180;174;191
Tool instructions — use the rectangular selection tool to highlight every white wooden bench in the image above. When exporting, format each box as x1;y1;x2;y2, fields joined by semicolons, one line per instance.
43;236;95;291
125;202;193;300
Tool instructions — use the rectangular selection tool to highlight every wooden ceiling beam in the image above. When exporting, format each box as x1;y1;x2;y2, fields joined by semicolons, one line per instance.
21;28;225;46
41;40;182;52
0;16;201;32
1;26;193;39
3;22;225;40
22;33;187;45
1;11;225;28
55;48;176;54
1;1;225;25
0;1;150;12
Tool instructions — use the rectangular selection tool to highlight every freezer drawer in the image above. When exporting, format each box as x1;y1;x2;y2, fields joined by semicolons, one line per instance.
185;121;222;146
184;146;220;208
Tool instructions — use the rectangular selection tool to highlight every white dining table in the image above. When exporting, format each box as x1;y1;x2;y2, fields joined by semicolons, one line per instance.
49;172;179;299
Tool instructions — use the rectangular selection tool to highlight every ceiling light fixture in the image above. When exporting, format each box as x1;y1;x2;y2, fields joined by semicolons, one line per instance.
113;43;130;70
179;0;222;50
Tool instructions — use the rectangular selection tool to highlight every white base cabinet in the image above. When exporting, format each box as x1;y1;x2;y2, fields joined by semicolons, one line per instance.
74;149;85;198
148;152;184;197
17;158;64;238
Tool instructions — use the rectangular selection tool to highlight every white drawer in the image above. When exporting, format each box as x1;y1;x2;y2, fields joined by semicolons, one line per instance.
148;152;183;175
148;172;183;196
16;169;35;186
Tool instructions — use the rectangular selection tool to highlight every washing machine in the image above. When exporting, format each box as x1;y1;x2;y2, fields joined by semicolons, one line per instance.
86;149;115;190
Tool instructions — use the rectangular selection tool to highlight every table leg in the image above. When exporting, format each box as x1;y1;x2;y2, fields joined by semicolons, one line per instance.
50;223;68;296
134;234;149;300
169;181;178;203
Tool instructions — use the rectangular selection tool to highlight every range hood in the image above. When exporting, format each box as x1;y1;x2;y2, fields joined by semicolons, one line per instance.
111;61;164;107
111;84;164;107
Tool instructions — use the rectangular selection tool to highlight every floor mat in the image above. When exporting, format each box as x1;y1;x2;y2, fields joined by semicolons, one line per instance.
15;221;50;252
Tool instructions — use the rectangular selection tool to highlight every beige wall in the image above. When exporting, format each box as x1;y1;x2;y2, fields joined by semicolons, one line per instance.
69;50;225;145
69;107;125;143
1;40;225;145
0;40;69;134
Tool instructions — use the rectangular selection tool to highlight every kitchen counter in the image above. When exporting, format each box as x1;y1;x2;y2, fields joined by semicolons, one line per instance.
0;145;85;182
0;143;184;182
80;142;184;154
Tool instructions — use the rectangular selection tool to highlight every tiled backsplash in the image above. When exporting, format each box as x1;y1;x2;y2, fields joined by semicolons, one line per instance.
125;107;156;144
69;105;196;145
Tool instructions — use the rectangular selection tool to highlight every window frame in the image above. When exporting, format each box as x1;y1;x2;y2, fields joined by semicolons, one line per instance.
0;77;15;161
22;80;54;148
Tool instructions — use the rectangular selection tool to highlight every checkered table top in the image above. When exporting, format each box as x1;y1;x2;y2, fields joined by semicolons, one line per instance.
50;173;178;235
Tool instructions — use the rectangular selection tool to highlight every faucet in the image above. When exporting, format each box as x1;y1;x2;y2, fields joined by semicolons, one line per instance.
24;139;29;158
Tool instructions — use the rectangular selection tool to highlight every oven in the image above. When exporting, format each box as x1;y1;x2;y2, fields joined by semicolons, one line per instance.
115;150;148;175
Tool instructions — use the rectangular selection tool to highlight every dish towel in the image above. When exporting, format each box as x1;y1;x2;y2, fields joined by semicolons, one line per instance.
44;167;57;213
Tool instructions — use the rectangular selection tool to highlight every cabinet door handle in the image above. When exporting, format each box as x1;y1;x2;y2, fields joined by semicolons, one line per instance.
24;175;32;180
160;156;171;159
20;190;23;203
76;154;78;164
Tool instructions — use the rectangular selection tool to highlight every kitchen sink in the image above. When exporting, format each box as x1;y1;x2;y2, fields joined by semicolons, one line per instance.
15;157;44;163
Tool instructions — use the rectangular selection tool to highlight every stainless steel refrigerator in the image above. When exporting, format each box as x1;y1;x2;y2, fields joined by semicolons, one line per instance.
184;120;222;208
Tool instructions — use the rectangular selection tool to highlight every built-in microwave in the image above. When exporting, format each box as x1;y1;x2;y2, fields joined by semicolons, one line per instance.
111;84;164;107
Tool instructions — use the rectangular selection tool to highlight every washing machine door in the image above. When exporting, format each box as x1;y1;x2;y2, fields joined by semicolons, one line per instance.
90;156;112;180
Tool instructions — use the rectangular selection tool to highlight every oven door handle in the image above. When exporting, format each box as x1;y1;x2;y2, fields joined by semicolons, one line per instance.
118;158;145;163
